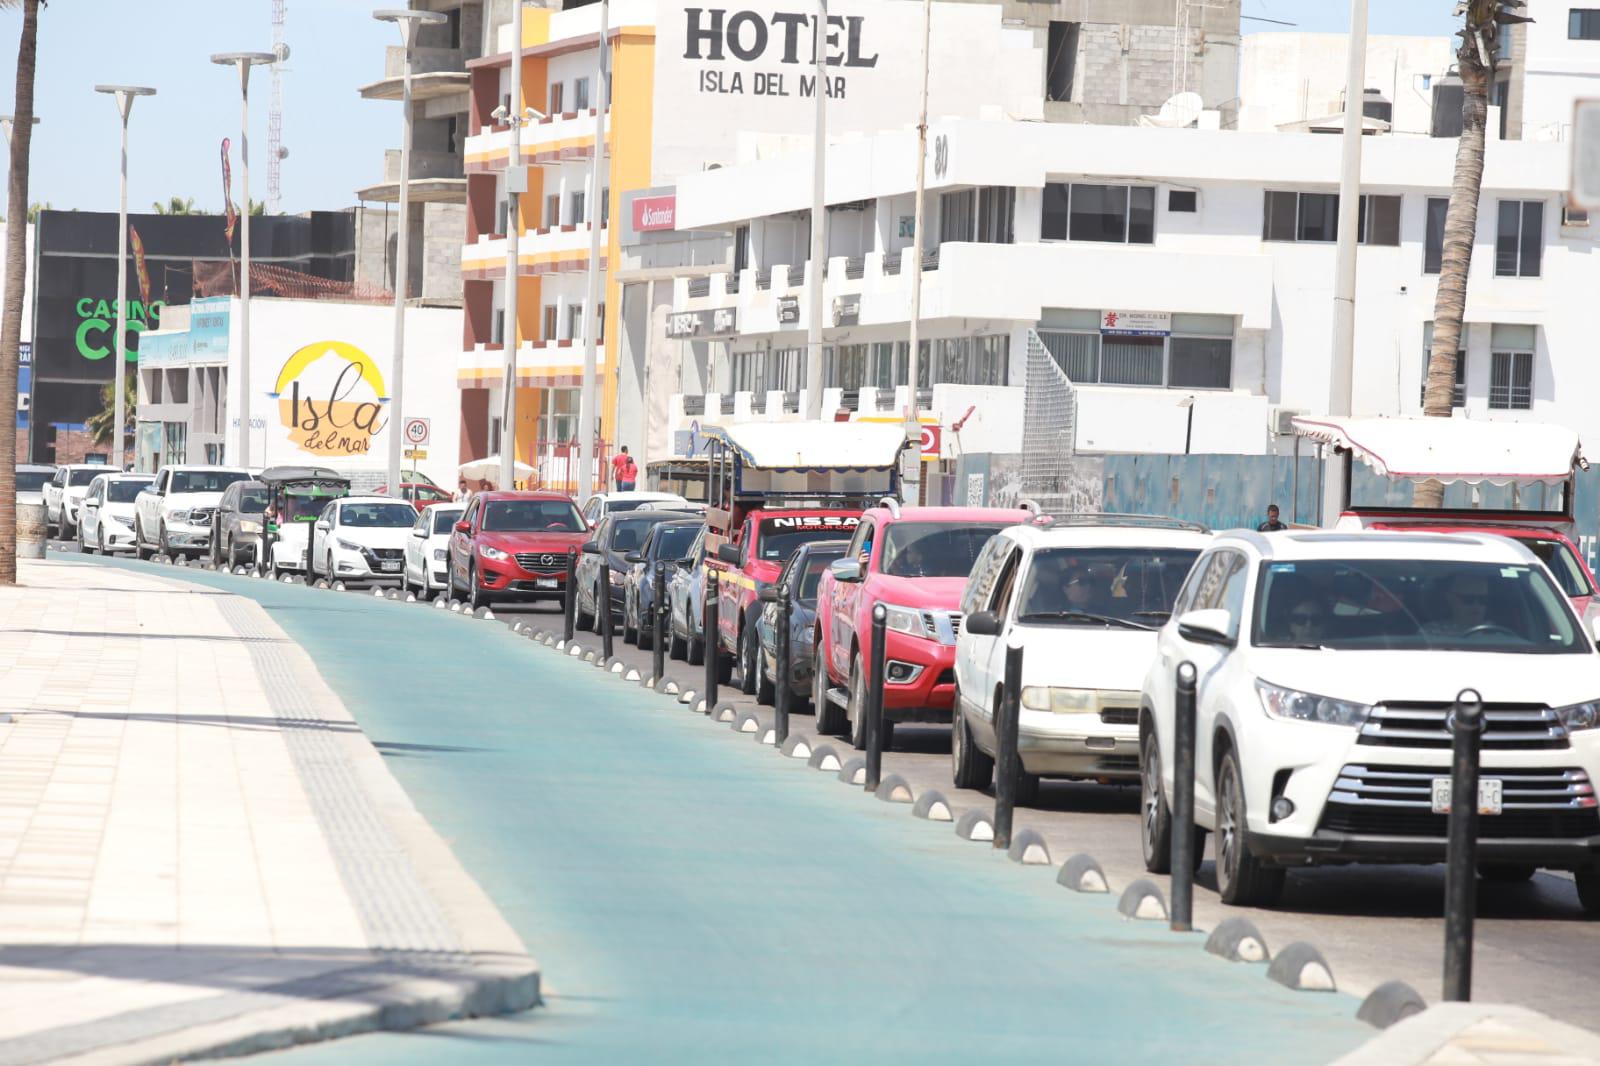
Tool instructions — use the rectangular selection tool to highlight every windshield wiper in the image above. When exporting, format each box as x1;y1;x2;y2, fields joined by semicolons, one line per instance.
1018;610;1153;631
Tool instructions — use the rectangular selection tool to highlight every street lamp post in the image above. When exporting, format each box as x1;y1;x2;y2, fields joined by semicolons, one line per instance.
375;9;447;496
211;51;276;469
577;0;610;500
93;86;154;472
802;0;828;421
903;0;932;504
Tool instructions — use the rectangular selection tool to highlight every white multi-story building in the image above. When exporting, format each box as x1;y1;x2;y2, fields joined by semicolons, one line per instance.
656;21;1599;465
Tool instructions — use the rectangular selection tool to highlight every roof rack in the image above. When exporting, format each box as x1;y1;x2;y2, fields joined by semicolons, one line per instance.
1019;498;1042;516
1031;512;1211;534
878;495;901;519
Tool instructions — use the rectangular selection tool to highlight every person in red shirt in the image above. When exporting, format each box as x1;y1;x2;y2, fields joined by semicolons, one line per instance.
612;446;638;491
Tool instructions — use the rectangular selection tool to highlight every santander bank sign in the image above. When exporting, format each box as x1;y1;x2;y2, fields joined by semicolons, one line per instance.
633;194;677;232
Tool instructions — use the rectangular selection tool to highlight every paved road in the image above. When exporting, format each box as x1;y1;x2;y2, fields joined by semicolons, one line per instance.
59;549;1369;1063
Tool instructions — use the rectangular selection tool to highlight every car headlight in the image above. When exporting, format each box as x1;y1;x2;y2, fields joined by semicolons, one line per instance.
882;604;926;637
1256;680;1371;728
239;520;262;534
480;544;510;562
166;508;193;524
1554;698;1600;732
433;548;447;561
336;538;364;552
1021;686;1099;714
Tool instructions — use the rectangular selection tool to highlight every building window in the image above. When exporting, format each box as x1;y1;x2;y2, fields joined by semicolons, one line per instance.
1424;196;1448;274
491;308;506;346
1489;324;1535;409
1045;21;1078;102
601;186;610;228
1037;309;1101;382
597;302;605;344
976;187;1014;243
1168;190;1197;213
1570;8;1600;39
1419;322;1465;407
828;344;869;390
1042;183;1155;243
734;224;751;273
545;193;560;228
574;77;590;112
1263;190;1399;245
1037;310;1232;389
549;82;564;115
542;388;579;443
567;303;584;342
496;196;509;237
570;190;586;226
1357;194;1401;246
938;189;973;245
543;304;558;341
1496;199;1544;277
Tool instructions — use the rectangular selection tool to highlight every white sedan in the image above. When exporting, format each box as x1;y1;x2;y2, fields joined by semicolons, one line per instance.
78;473;155;554
307;496;419;585
404;502;463;600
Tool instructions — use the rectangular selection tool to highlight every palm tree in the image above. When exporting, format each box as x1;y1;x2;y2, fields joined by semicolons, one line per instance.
1416;0;1531;507
0;0;41;586
152;195;200;215
86;373;137;448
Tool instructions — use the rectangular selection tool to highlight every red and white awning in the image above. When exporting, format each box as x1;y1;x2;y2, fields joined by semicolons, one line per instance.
1290;415;1584;485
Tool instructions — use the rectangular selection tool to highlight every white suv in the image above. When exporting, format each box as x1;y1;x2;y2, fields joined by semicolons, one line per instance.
954;516;1209;802
1140;529;1600;913
44;464;105;539
308;496;419;585
134;465;254;559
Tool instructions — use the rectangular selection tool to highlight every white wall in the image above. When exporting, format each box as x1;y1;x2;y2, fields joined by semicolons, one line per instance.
1237;33;1455;136
1520;2;1600;141
222;297;463;487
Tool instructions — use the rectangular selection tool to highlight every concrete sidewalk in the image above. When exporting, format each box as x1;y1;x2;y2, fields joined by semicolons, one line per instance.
0;561;537;1065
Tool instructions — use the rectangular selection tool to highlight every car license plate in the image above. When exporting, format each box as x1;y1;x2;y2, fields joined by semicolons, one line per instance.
380;561;401;573
536;578;558;589
1430;777;1504;815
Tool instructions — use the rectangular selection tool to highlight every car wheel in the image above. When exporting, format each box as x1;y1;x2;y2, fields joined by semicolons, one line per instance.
951;703;994;790
849;656;870;750
1215;746;1285;907
1140;728;1174;874
738;625;758;696
623;592;639;645
754;640;774;706
669;626;686;660
468;563;491;611
326;552;337;585
1479;863;1537;883
134;519;153;561
813;643;846;735
75;518;88;554
1574;867;1600;917
686;623;704;666
638;599;656;651
158;522;173;560
575;581;595;631
97;525;107;556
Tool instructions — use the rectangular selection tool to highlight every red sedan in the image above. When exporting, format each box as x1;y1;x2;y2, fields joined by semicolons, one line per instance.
446;490;588;610
379;483;455;512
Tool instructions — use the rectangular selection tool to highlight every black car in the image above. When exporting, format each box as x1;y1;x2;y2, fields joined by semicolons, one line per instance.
623;519;702;649
667;524;710;664
211;479;269;569
754;539;849;706
576;508;698;633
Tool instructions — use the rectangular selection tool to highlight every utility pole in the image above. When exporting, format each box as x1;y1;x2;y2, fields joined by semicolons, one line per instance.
578;0;609;497
94;86;155;471
499;0;524;489
802;0;828;420
903;0;932;504
1329;0;1369;417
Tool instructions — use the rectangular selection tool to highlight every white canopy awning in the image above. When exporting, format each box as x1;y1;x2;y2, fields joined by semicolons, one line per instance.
1290;415;1585;484
707;422;909;471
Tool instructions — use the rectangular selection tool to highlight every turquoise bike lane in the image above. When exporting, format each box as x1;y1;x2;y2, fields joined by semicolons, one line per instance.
74;555;1371;1064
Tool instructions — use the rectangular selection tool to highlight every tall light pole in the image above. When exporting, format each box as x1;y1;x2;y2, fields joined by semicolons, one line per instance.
93;86;154;471
498;0;534;490
1328;0;1369;418
802;0;828;420
577;0;609;498
903;0;931;505
211;52;276;469
375;9;446;496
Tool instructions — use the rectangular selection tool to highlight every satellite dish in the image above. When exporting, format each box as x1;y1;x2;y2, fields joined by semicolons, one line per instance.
1138;92;1204;129
274;43;291;62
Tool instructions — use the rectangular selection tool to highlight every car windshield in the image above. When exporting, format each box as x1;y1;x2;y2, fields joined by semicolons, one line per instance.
608;497;682;514
757;516;859;562
67;468;102;487
1523;537;1595;598
881;522;1014;578
239;489;269;513
341;502;417;528
16;470;52;493
1017;547;1201;628
171;470;250;493
483;499;585;532
107;480;151;503
794;549;847;602
432;508;464;534
651;523;701;560
608;515;679;553
280;489;343;522
1253;559;1586;653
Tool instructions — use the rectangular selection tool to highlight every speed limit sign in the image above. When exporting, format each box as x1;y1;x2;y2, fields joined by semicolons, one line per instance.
403;417;430;447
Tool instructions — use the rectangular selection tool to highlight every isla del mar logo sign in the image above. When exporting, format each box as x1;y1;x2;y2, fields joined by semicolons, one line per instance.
683;7;879;99
271;340;388;457
75;297;164;361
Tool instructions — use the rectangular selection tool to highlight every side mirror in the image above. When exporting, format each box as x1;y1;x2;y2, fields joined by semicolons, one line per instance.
582;541;601;555
1589;615;1600;644
677;556;695;570
625;551;644;564
454;520;471;535
963;609;1001;636
1177;608;1235;648
716;543;740;565
757;585;778;603
85;499;100;510
829;558;862;583
316;521;331;531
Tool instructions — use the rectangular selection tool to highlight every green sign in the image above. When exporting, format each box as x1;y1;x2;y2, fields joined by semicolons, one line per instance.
75;296;164;362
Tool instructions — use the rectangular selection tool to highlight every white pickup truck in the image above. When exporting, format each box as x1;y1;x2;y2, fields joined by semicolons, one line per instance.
134;465;253;560
43;464;106;539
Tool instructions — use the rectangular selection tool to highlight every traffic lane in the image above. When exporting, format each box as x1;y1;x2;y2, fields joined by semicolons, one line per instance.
524;623;1600;1028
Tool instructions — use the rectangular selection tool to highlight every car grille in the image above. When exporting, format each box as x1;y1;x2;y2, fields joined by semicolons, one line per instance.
1096;755;1140;773
515;552;566;572
368;547;403;561
1358;701;1569;750
1319;763;1600;839
1100;707;1139;726
188;507;216;524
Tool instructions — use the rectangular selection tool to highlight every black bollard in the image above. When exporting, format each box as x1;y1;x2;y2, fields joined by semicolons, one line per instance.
1170;660;1199;932
864;604;887;791
563;546;577;642
704;569;720;711
774;580;793;747
993;638;1023;851
1443;688;1485;1003
652;560;668;683
600;557;615;662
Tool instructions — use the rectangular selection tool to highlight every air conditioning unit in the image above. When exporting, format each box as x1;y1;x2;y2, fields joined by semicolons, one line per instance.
1273;408;1306;436
1563;197;1590;227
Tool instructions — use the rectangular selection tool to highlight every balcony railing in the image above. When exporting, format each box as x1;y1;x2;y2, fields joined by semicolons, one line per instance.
845;257;865;280
687;277;710;299
755;268;772;290
724;272;740;295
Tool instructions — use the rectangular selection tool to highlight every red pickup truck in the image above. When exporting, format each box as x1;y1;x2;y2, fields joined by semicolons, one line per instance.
714;509;861;691
813;502;1031;750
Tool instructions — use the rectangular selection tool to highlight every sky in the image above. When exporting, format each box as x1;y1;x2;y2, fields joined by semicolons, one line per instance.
0;1;1463;217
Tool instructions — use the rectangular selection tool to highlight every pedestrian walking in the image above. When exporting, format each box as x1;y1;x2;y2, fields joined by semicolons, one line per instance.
1257;504;1286;532
612;446;638;491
